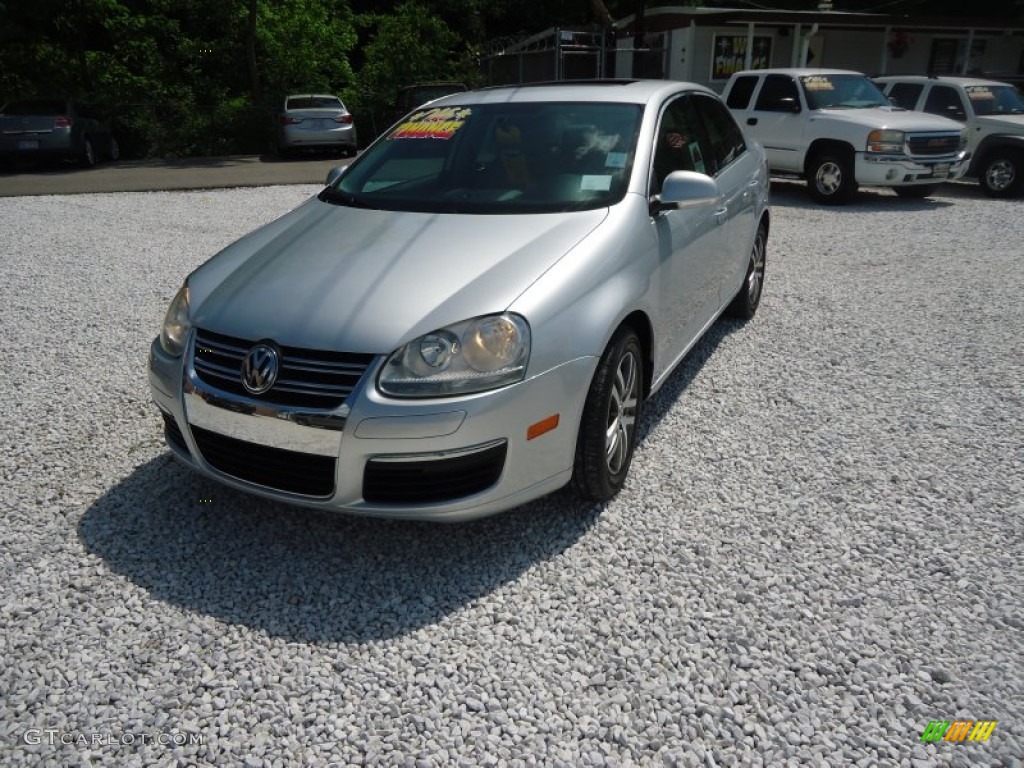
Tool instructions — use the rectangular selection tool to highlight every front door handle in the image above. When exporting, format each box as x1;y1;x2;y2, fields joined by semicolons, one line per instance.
747;117;758;126
714;206;728;224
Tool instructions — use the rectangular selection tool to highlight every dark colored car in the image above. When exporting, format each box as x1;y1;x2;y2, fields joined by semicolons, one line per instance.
0;99;119;167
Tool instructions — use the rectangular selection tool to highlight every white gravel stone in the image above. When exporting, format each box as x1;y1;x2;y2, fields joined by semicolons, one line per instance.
1;181;1021;766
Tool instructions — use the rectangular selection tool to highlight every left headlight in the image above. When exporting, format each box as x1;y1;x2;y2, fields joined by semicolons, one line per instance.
378;313;531;397
866;129;905;154
159;283;191;356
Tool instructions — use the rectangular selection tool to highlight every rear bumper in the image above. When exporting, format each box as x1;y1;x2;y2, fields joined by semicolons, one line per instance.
278;125;357;150
0;133;78;159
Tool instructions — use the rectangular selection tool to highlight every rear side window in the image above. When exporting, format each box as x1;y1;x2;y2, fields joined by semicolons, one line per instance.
887;82;923;110
726;76;758;109
754;75;800;111
693;94;746;174
923;86;966;121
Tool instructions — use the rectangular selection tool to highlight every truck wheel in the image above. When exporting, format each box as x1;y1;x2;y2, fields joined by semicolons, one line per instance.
893;184;939;199
807;152;856;205
979;150;1023;198
571;327;643;502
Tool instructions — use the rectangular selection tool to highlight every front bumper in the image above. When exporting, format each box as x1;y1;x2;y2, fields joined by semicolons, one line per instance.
856;150;970;186
149;336;594;521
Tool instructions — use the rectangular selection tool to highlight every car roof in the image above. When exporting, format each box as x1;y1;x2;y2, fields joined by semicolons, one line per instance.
873;75;1011;88
427;79;719;106
285;94;342;101
732;68;865;78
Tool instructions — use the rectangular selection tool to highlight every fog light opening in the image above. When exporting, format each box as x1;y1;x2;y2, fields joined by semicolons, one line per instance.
527;414;560;441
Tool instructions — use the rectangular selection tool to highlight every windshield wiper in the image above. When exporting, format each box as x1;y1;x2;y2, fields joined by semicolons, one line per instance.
317;187;377;209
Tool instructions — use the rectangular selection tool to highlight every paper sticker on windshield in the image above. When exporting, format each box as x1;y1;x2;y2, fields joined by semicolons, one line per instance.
802;76;835;91
605;152;627;169
965;86;994;100
391;107;471;140
581;175;612;191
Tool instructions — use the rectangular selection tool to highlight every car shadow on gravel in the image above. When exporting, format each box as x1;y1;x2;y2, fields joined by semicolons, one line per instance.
769;179;961;211
77;318;736;645
77;453;605;644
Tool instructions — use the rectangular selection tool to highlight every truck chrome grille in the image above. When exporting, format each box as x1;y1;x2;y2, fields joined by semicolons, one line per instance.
907;134;960;156
193;328;375;410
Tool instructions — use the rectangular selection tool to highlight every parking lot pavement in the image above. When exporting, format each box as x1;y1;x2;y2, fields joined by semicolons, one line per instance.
0;154;349;196
1;182;1021;765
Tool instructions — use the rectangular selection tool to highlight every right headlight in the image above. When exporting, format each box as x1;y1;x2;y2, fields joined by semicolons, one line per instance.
866;129;905;154
378;313;531;397
159;283;191;356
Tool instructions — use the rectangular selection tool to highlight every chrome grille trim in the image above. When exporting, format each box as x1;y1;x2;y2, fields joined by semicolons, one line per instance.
192;328;376;410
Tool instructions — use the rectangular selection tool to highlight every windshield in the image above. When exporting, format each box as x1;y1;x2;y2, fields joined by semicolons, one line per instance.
965;85;1024;116
329;101;643;214
800;75;889;110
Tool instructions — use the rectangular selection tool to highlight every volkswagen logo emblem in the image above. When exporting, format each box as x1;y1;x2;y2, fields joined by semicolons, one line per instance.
241;343;279;395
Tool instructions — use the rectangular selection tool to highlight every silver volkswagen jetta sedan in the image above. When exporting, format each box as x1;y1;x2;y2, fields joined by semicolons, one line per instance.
150;80;770;521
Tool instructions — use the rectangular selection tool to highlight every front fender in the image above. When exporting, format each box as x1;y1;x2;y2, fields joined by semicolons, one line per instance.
971;134;1024;174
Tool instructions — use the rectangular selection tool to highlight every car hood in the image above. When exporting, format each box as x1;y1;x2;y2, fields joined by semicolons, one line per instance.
814;106;964;131
977;114;1024;134
190;197;608;354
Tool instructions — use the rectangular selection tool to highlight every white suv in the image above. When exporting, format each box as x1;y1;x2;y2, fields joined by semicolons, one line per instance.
723;68;969;204
874;75;1024;198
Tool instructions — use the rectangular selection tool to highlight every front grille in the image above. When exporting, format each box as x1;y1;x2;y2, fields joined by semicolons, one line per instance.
907;134;960;156
363;442;507;504
193;328;375;410
162;412;188;453
191;425;336;497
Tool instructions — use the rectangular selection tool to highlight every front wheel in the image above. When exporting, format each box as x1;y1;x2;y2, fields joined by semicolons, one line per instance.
979;151;1023;198
571;328;643;501
807;152;857;205
727;222;767;320
893;184;939;199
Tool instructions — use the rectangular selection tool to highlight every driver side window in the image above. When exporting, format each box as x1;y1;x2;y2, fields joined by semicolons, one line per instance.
755;75;800;112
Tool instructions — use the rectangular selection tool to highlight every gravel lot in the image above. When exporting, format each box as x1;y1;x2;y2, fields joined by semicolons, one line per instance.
1;181;1021;767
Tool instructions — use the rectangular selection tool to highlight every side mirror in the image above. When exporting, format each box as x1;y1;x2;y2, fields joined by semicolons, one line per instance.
325;165;347;186
776;96;801;113
651;171;719;215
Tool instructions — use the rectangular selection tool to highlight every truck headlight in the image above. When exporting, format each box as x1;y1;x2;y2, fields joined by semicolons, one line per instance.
159;283;191;356
379;313;531;397
866;129;905;154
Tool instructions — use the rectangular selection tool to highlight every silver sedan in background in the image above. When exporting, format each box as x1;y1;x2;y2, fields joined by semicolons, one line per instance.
151;80;770;521
275;93;357;157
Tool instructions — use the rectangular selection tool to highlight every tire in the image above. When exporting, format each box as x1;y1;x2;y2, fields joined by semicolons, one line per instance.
571;327;644;501
807;152;857;205
979;150;1023;198
893;183;939;199
727;222;767;320
107;137;120;162
80;137;96;167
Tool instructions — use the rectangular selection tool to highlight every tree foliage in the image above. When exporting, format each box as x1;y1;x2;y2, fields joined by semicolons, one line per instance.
0;0;1018;157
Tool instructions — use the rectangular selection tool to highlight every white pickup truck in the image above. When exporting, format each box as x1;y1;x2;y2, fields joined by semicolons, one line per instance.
874;75;1024;198
722;68;969;204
